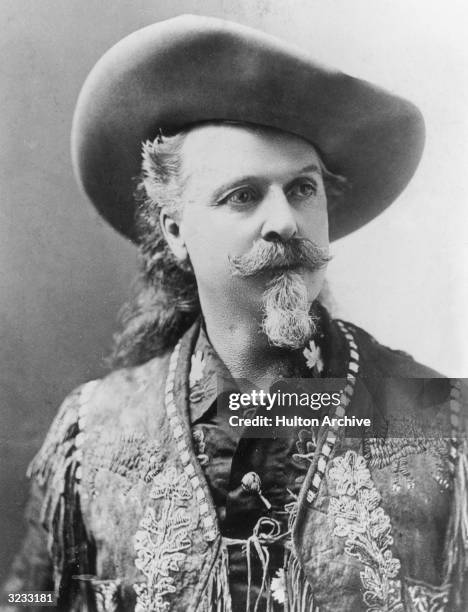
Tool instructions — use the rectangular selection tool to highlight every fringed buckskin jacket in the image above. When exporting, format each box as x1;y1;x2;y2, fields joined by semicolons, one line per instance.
2;312;467;612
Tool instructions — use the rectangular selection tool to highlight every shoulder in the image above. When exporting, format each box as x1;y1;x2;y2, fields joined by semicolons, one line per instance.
341;319;444;379
82;351;172;419
28;352;172;484
335;319;460;427
28;320;199;486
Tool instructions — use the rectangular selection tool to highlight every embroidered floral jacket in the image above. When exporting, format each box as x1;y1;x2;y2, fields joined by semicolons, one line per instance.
2;317;467;612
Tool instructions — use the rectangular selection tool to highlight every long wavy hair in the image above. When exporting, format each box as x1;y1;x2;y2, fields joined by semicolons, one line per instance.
109;124;346;368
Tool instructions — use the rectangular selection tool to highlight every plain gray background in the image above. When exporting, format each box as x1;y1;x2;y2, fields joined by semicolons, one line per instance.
1;0;467;582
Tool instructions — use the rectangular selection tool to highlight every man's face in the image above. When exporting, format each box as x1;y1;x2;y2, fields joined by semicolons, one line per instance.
173;123;329;326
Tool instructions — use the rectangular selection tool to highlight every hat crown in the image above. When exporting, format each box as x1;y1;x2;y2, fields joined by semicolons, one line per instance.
71;15;424;242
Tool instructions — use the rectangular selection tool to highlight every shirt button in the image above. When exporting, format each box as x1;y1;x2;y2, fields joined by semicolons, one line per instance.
241;472;272;509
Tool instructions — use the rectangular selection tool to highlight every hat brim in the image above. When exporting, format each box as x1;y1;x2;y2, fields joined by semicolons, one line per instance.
71;14;425;242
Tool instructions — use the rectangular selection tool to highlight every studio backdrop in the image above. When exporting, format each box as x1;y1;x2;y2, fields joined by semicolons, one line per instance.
1;0;467;582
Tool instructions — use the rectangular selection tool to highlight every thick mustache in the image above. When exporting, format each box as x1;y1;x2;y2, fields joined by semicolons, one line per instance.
229;238;332;277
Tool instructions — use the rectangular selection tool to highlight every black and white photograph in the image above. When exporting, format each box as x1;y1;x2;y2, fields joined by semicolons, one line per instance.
1;1;467;610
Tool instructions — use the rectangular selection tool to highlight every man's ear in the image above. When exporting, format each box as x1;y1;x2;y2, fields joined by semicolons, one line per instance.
160;209;188;262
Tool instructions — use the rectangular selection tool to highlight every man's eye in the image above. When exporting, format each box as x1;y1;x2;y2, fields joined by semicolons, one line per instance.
288;180;317;199
224;188;256;205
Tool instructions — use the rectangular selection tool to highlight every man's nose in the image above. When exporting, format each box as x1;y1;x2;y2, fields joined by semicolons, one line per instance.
260;188;298;242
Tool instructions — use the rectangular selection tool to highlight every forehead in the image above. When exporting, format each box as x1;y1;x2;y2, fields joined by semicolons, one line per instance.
180;124;322;191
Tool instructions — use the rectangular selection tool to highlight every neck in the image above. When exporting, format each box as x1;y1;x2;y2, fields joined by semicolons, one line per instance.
200;296;315;385
205;314;287;383
196;277;328;383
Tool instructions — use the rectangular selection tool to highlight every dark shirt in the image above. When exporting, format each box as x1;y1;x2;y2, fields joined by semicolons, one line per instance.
188;310;344;610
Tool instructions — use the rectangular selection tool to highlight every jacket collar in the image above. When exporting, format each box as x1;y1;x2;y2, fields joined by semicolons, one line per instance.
188;303;344;425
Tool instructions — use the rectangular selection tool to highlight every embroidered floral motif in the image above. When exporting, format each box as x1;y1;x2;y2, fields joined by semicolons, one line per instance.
189;350;207;403
328;451;404;612
190;351;205;386
390;455;415;491
271;568;286;604
305;321;359;507
86;433;164;497
192;428;209;466
72;576;121;612
292;428;318;467
91;578;121;612
365;438;426;470
134;467;193;612
303;340;324;373
406;580;449;612
364;437;452;492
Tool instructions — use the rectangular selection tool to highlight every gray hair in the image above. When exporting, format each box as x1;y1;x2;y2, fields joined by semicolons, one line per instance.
109;124;346;368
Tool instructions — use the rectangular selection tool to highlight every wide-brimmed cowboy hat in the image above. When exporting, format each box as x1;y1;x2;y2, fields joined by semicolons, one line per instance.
71;14;425;242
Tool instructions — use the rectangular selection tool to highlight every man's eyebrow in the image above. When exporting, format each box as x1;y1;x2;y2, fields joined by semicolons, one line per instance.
208;164;323;202
298;163;322;175
210;176;260;201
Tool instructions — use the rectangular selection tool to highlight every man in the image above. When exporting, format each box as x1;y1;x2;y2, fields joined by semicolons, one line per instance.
2;14;466;612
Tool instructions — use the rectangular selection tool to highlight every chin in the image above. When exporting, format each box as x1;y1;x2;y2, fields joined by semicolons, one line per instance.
260;269;321;349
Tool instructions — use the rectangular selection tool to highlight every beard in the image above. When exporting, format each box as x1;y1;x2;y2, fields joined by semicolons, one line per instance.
261;269;316;349
229;237;330;349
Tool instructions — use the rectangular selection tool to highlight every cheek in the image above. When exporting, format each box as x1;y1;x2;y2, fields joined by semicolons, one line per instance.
180;210;235;276
300;198;329;246
181;204;258;264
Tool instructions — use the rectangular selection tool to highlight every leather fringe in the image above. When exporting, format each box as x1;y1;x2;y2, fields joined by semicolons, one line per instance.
199;544;232;612
199;543;318;612
28;390;82;577
284;552;317;612
444;440;468;608
27;385;95;607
